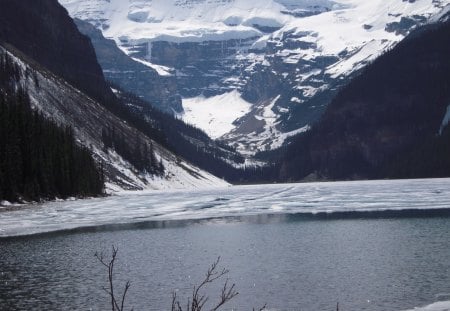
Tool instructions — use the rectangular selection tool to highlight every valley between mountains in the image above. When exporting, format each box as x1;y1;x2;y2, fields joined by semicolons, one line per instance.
1;0;450;201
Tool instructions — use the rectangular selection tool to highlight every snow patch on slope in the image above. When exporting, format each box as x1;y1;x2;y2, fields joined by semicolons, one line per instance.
131;57;174;76
182;90;252;139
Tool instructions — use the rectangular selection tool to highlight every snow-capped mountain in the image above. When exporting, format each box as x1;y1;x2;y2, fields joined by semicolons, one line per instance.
60;0;449;155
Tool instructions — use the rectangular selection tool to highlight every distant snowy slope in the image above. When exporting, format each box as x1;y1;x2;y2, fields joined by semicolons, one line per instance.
60;0;448;155
2;45;228;192
272;0;447;78
182;90;252;139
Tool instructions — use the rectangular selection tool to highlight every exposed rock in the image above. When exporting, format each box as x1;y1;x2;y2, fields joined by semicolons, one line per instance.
74;19;182;113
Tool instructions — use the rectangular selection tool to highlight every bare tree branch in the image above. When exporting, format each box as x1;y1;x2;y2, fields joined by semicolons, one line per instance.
211;279;239;311
96;250;247;311
95;246;132;311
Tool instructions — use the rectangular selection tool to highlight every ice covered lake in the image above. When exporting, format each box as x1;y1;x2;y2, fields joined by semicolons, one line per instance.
1;178;450;310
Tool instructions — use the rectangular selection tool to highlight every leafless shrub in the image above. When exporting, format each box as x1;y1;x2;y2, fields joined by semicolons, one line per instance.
171;257;239;311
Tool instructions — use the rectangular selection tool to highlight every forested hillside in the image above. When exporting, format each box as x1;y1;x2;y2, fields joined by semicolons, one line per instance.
0;52;103;202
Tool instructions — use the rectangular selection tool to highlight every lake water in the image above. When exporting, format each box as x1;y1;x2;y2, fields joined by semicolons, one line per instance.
1;179;450;310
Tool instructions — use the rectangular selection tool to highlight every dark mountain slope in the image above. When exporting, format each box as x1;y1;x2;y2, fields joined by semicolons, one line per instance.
279;19;450;181
0;0;114;104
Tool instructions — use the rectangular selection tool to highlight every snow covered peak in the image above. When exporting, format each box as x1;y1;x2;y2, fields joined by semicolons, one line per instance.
61;0;445;43
267;0;447;77
60;0;344;42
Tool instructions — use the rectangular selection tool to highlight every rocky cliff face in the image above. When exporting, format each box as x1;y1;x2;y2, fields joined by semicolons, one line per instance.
74;19;183;113
59;0;449;155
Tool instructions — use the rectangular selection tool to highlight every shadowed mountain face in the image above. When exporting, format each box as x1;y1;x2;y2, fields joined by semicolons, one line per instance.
0;0;114;104
279;19;450;181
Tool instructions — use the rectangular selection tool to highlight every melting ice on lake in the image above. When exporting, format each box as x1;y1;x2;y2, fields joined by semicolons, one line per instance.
1;178;450;237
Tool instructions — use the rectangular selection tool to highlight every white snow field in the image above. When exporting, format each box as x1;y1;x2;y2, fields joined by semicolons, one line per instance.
1;178;450;237
182;90;252;139
60;0;445;49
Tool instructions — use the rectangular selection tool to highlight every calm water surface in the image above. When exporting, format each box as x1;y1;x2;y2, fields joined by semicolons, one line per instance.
1;214;450;311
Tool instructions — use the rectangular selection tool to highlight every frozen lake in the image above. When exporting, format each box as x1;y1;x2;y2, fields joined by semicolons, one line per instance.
1;178;450;237
1;179;450;310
